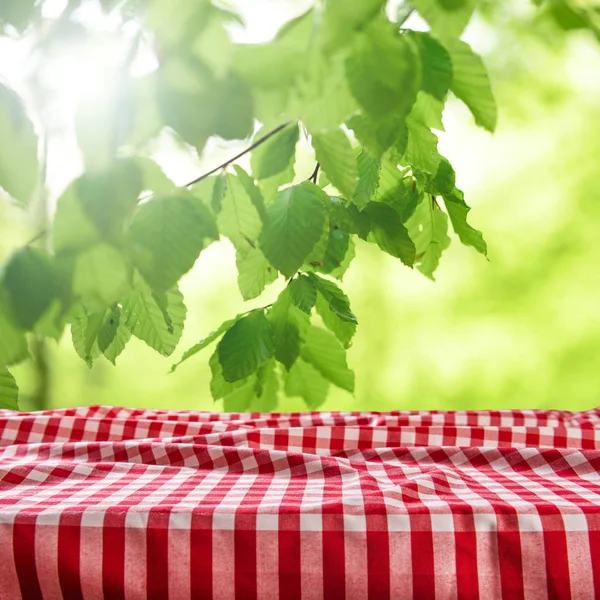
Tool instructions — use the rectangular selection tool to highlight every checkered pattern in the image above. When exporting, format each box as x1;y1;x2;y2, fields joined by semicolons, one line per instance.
1;406;600;599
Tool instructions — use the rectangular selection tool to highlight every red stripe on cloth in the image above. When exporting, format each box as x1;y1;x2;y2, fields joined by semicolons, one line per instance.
590;529;600;598
411;527;435;598
367;529;390;599
57;514;84;600
542;517;571;600
146;511;170;600
497;514;525;600
279;519;302;600
12;519;43;600
190;516;213;600
455;524;479;598
102;512;126;600
0;520;20;599
235;516;258;600
323;527;346;598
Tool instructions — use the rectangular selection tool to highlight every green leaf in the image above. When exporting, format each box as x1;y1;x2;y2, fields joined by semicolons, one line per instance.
211;173;228;214
443;38;497;133
301;325;355;392
73;243;131;312
159;57;253;152
142;0;212;47
250;123;299;180
320;0;385;50
99;306;132;365
206;73;255;141
0;0;37;32
404;116;440;174
97;305;119;352
409;90;445;131
217;311;274;382
284;358;329;409
406;195;451;279
218;174;263;252
53;183;101;255
410;0;476;38
311;129;358;200
268;287;310;370
347;112;407;158
316;228;351;275
0;83;38;206
0;367;18;410
236;247;278;301
443;187;488;256
308;273;357;324
315;291;356;349
232;10;312;89
353;150;380;209
329;236;356;280
326;197;361;235
409;32;453;101
426;156;456;196
546;0;597;32
1;248;58;331
71;306;104;368
303;213;331;268
191;14;234;78
0;308;29;367
373;159;412;214
76;160;144;241
364;202;416;266
233;165;268;225
289;274;317;314
223;376;258;412
171;316;239;372
296;54;359;134
128;192;217;292
345;20;419;121
252;358;279;411
258;159;295;206
121;278;186;356
260;182;327;278
134;157;177;195
209;349;253;404
33;300;66;342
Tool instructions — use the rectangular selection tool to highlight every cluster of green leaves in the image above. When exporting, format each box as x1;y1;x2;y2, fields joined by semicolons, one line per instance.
0;0;501;411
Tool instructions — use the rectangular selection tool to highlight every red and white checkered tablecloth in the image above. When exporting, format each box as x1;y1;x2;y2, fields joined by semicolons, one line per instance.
1;406;600;599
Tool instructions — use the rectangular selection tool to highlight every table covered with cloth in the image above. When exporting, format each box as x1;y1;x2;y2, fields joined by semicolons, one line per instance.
1;406;600;599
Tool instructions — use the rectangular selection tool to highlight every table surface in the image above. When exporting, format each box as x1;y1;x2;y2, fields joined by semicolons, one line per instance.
1;405;600;599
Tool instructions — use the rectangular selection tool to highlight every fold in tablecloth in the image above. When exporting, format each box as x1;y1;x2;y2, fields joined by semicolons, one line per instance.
1;405;600;599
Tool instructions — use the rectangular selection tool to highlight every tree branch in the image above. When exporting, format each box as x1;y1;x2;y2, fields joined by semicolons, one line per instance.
24;123;295;247
183;121;292;188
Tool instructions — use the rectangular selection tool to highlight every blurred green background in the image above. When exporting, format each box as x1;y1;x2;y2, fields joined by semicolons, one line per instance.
2;1;600;413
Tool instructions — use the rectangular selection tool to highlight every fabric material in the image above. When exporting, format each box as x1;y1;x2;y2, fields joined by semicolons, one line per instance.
1;405;600;599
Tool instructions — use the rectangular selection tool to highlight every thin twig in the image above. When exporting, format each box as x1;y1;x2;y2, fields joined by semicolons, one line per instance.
183;121;292;188
25;229;48;247
307;163;320;184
